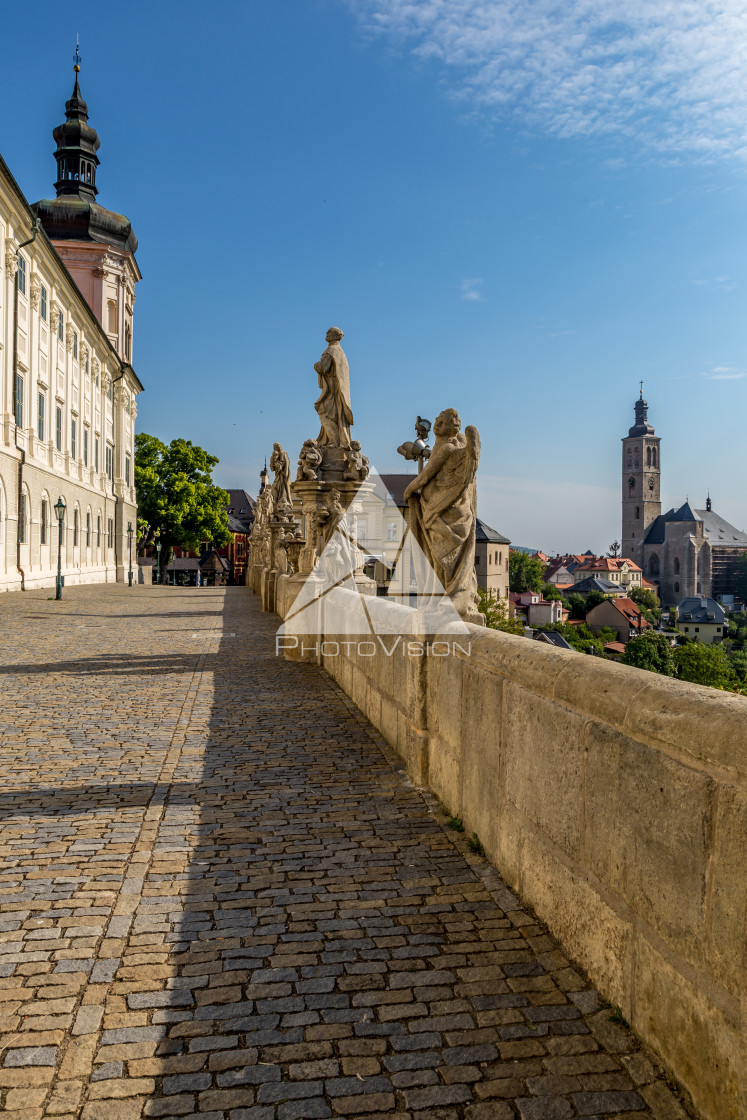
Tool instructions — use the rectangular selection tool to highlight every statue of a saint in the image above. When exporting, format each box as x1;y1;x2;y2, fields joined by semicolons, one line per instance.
403;408;483;624
314;327;353;448
269;442;292;510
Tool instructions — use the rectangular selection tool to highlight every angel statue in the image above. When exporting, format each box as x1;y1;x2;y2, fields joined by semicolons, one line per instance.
314;327;353;449
403;408;484;625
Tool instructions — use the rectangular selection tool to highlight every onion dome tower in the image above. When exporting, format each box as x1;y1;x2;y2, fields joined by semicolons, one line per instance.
32;48;140;363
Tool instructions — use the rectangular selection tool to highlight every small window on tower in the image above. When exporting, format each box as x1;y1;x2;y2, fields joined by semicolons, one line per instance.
652;447;657;467
635;506;640;520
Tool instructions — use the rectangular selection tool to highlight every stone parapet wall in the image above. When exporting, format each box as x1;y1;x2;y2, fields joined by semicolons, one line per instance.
274;576;746;1120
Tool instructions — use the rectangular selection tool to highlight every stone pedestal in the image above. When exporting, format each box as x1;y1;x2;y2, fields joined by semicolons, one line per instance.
291;478;376;596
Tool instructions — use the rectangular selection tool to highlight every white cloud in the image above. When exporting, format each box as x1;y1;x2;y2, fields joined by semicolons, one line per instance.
460;277;484;301
352;0;747;159
702;366;747;379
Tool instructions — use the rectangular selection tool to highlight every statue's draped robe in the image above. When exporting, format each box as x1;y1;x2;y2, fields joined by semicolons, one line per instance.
315;341;353;448
270;448;292;509
408;429;480;608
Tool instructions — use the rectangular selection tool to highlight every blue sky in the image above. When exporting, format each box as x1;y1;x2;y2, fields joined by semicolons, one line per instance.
4;0;747;553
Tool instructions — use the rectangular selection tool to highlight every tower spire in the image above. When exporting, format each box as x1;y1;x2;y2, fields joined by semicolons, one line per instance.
51;43;100;202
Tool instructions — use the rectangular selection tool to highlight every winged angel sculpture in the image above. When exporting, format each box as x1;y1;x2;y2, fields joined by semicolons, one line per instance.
403;409;484;625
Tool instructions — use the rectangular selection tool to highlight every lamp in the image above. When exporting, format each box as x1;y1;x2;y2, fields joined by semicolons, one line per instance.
127;522;134;588
54;497;66;600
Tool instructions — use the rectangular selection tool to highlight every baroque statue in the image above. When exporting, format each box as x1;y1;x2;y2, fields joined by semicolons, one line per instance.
314;327;353;449
269;442;292;509
403;408;483;625
343;440;369;482
297;438;323;481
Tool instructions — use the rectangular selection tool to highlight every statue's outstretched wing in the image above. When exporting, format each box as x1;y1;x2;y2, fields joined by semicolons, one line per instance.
465;425;481;468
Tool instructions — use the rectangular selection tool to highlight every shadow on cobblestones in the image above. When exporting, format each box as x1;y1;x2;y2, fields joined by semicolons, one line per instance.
0;586;692;1120
138;590;687;1120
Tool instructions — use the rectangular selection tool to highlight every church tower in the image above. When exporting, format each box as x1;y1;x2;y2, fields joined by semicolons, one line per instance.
621;390;661;565
31;51;140;366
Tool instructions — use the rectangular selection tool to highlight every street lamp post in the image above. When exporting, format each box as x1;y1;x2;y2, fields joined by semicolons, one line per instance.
54;497;66;600
155;537;162;585
127;523;134;588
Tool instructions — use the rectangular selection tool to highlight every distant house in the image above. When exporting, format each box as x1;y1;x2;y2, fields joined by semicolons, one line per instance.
510;591;564;628
566;576;624;599
586;597;650;643
572;556;643;591
475;520;510;600
535;630;574;650
677;597;727;644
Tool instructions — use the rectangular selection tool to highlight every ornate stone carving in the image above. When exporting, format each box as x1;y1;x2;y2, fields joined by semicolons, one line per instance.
65;328;74;352
269;442;292;509
403;408;484;625
93;358;101;379
314;327;352;449
93;266;108;278
29;277;41;310
343;440;369;482
297;438;323;481
5;246;18;279
131;399;138;419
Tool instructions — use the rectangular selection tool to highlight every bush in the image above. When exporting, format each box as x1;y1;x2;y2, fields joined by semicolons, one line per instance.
623;631;675;676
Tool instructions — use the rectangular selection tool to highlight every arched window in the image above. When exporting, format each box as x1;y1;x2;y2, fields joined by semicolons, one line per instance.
649;555;660;577
674;581;680;594
86;512;91;548
107;300;117;334
652;447;657;468
97;515;101;548
646;447;652;467
674;557;680;574
73;509;79;547
697;581;701;593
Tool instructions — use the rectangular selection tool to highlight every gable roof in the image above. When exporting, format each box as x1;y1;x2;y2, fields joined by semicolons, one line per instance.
644;503;701;544
535;630;574;650
588;596;649;627
476;519;510;544
694;508;747;548
677;597;726;624
569;576;620;594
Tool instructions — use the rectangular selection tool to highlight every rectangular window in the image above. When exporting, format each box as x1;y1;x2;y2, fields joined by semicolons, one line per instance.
58;310;64;341
14;374;23;428
107;379;114;402
125;454;131;485
18;499;25;544
105;444;113;477
97;515;101;547
85;350;89;374
41;500;47;546
83;428;89;467
40;285;47;321
107;518;114;549
71;418;77;459
386;520;398;542
37;391;45;440
95;436;99;473
17;256;26;295
56;406;63;451
73;330;78;359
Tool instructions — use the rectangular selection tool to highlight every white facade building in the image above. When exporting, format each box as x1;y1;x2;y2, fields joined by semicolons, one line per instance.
0;64;142;592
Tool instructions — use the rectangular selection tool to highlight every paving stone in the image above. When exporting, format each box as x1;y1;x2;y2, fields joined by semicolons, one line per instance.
4;1046;57;1067
574;1089;647;1114
0;587;684;1118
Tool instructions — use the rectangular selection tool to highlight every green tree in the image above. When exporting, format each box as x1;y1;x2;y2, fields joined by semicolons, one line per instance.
509;550;545;593
135;433;231;580
565;593;587;620
477;589;525;634
542;582;563;601
736;553;747;603
629;586;660;612
623;631;675;676
674;643;737;690
585;590;610;612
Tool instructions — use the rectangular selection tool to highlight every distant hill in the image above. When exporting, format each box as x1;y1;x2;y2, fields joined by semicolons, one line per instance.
511;545;542;555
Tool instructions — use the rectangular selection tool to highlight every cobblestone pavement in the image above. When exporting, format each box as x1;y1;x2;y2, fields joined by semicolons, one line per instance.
0;586;694;1120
